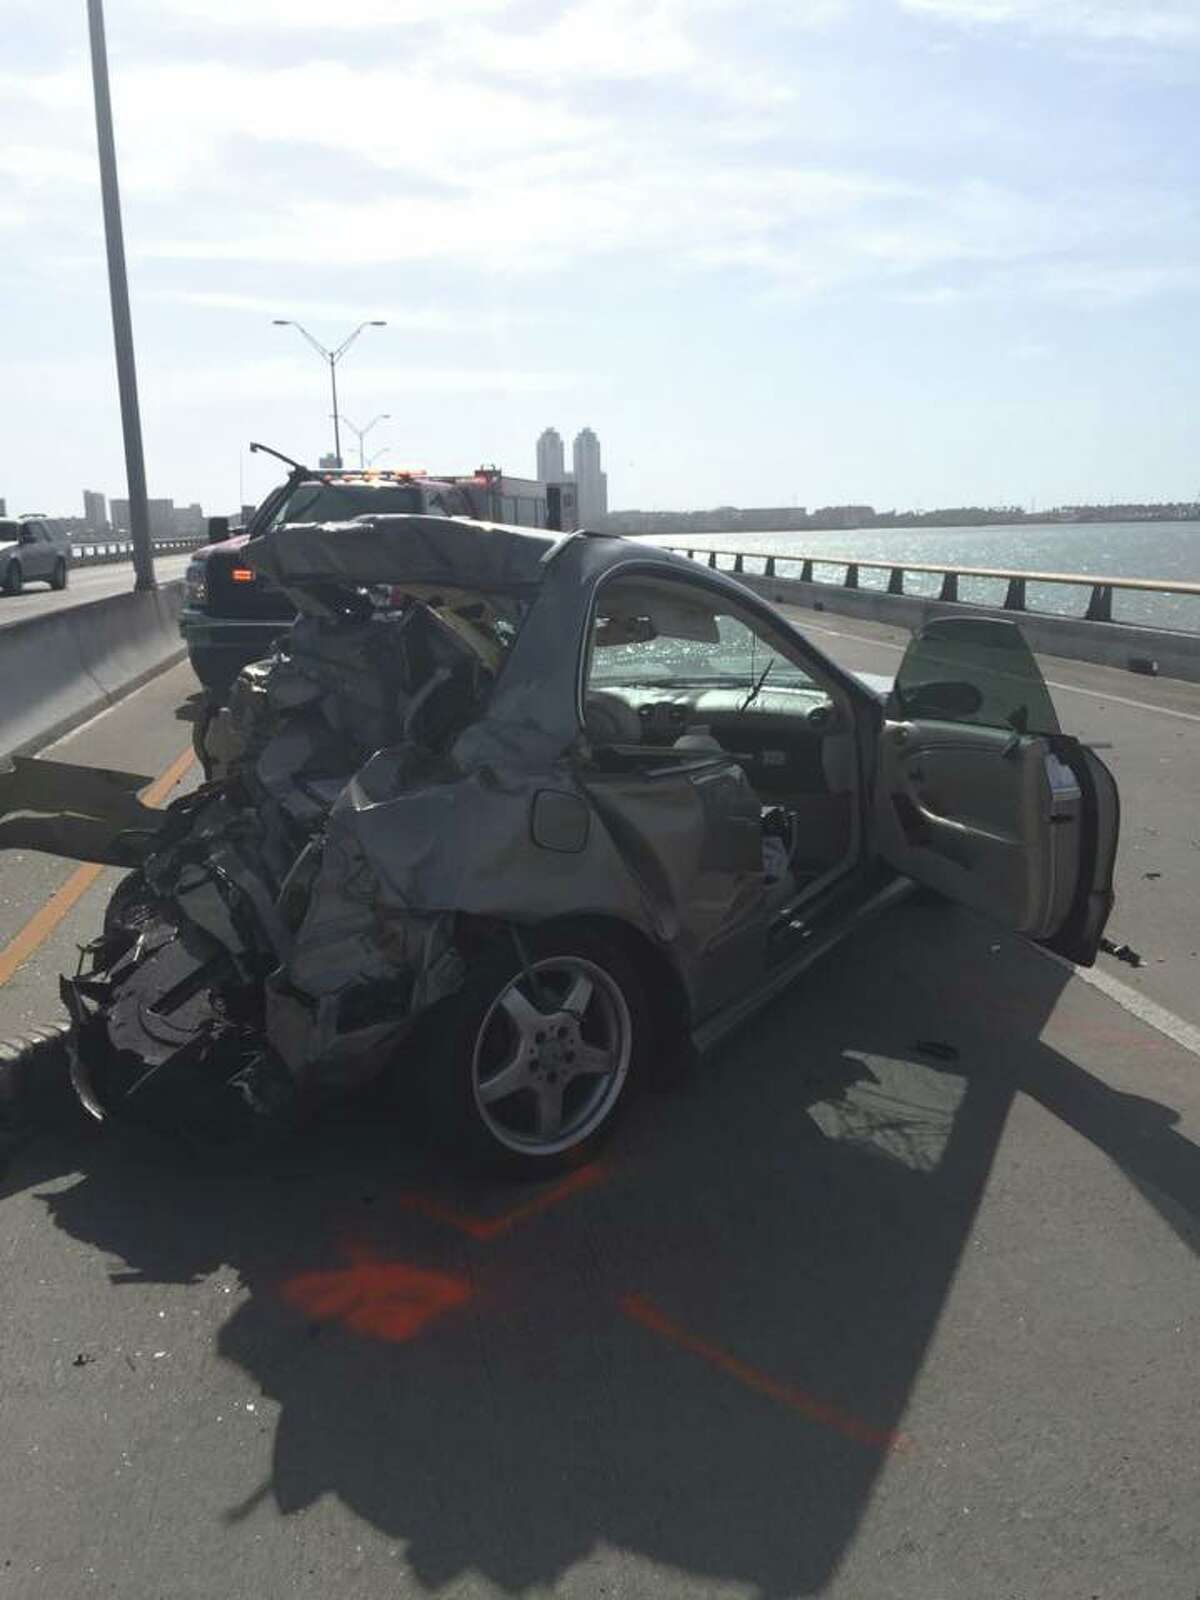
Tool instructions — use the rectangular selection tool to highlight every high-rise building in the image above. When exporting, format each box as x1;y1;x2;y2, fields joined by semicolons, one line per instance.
536;427;565;484
173;502;204;537
572;427;608;525
110;497;178;539
148;499;175;541
83;490;107;531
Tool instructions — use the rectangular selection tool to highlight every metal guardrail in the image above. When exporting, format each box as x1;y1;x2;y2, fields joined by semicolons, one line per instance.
668;546;1200;625
68;536;206;569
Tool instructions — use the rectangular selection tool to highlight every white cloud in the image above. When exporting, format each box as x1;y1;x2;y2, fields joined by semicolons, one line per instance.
135;163;911;274
145;0;509;30
887;258;1200;304
145;359;582;403
153;288;547;333
447;0;800;105
1;0;1196;318
0;60;596;196
898;0;1200;44
0;146;95;187
3;353;581;400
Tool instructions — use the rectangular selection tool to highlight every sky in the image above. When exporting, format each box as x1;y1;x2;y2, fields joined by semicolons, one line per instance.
1;0;1198;518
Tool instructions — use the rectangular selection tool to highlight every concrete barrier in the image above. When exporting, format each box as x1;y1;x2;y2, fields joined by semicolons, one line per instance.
0;581;187;760
726;571;1200;685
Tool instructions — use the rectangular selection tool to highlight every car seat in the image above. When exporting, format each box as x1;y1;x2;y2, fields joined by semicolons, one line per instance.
584;691;642;746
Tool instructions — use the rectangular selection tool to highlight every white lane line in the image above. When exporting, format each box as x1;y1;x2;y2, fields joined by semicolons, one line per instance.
796;617;1200;724
1039;949;1200;1061
1040;681;1200;725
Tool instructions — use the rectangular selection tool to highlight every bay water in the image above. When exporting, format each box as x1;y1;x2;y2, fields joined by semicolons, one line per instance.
642;521;1200;634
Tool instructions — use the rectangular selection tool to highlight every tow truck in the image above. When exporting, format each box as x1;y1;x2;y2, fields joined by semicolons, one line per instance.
181;443;568;690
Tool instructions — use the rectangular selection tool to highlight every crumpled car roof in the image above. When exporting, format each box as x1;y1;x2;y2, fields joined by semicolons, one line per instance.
245;514;558;596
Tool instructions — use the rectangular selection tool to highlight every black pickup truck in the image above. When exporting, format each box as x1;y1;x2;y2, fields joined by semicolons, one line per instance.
181;445;555;690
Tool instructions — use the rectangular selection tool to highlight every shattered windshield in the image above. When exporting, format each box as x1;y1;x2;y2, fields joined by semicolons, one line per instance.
273;482;425;527
588;579;818;693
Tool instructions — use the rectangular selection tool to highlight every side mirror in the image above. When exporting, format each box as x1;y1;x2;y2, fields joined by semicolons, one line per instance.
899;679;984;719
20;527;36;545
206;516;230;544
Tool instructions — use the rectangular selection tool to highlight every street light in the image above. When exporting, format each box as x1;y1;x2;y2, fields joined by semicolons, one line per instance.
272;318;387;466
367;445;391;467
87;0;155;591
341;412;391;470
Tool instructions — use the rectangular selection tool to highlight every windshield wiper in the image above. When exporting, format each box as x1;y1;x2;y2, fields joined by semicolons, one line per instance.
739;658;774;711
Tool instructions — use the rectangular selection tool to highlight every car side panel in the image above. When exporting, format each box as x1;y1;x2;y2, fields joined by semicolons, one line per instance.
23;522;51;581
289;745;729;1025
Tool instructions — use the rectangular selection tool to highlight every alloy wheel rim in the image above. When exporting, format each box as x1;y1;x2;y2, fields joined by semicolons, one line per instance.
471;955;632;1156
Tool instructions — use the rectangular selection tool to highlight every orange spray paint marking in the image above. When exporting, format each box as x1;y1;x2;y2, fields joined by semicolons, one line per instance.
621;1294;911;1455
280;1244;472;1343
399;1161;609;1241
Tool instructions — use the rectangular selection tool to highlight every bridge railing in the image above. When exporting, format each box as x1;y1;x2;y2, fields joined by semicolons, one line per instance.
68;536;207;569
666;546;1200;626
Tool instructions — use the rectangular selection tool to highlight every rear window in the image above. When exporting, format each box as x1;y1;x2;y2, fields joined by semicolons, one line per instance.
271;482;425;528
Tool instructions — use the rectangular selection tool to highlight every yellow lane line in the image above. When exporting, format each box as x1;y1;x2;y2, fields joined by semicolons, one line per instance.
0;745;196;989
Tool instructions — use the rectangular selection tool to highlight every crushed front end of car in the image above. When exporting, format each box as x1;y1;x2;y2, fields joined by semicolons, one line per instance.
39;516;555;1147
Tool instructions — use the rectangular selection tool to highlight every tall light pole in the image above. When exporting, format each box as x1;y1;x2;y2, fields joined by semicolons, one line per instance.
341;412;390;470
272;319;386;466
87;0;155;591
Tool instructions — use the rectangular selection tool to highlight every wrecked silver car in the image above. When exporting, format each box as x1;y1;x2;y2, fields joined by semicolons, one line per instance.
10;517;1120;1173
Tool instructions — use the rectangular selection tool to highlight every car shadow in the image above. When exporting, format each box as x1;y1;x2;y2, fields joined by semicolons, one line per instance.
5;903;1200;1595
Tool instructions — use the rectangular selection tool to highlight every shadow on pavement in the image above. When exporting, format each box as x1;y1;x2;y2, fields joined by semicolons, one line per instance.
5;903;1199;1595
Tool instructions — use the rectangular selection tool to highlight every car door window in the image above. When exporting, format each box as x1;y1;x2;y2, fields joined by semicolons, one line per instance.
586;576;817;706
891;617;1060;736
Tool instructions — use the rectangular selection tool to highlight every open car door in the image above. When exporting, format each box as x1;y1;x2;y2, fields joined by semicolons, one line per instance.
874;617;1119;966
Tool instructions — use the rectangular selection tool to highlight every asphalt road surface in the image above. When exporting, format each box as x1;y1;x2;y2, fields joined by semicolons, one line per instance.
1;639;1199;1600
0;554;192;630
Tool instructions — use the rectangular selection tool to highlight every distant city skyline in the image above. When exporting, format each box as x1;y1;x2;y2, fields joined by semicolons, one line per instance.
7;481;1198;544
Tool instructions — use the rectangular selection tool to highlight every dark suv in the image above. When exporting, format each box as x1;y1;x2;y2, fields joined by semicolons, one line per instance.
181;450;481;690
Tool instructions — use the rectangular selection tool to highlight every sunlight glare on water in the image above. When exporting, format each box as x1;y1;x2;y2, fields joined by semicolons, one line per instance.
642;522;1200;633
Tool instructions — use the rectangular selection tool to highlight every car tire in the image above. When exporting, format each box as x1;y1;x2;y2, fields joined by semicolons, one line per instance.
424;925;646;1177
3;562;21;596
50;558;67;591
